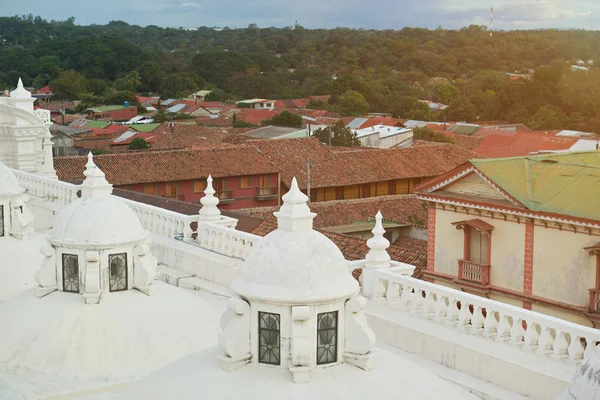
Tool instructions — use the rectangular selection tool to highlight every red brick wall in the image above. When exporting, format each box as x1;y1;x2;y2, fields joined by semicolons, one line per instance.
523;218;534;310
427;202;436;273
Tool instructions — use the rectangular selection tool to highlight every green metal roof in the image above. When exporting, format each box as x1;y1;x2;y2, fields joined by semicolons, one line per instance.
131;123;160;132
449;124;480;135
87;105;128;113
471;151;600;220
82;120;111;129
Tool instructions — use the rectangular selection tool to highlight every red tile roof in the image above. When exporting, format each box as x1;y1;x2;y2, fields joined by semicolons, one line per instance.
474;131;577;158
238;194;427;229
150;123;255;150
54;146;278;185
197;102;237;109
247;138;478;190
250;220;427;278
37;85;52;95
236;109;280;125
359;117;403;130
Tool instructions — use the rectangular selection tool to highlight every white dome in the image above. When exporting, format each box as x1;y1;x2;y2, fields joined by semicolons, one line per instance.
48;195;148;247
233;226;358;303
0;161;24;198
557;345;600;400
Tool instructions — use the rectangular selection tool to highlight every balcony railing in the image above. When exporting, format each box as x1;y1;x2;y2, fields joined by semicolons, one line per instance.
373;269;600;364
589;288;600;313
458;259;490;285
257;186;278;198
216;190;234;202
197;222;259;260
33;109;51;124
12;169;80;207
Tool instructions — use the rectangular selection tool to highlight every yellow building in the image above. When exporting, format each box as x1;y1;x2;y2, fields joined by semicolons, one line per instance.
416;151;600;327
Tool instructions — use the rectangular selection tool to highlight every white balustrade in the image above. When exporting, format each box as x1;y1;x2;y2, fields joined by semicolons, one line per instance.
121;199;196;241
12;168;80;207
33;109;51;124
197;222;260;260
373;270;600;364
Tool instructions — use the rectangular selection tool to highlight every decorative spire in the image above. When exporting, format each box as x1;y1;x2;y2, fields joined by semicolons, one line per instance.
81;152;113;199
10;77;32;99
199;175;221;220
365;211;391;269
274;177;316;232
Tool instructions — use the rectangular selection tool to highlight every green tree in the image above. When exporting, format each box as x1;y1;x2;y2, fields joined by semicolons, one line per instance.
337;90;368;116
412;127;454;143
262;111;302;128
128;137;149;150
313;122;361;147
445;97;477;122
432;84;459;105
528;105;567;130
405;102;436;121
49;70;87;100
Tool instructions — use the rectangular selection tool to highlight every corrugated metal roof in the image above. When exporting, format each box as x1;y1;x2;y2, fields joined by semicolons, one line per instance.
162;99;176;106
166;104;186;113
404;120;429;129
346;118;368;129
449;123;480;135
471;151;600;220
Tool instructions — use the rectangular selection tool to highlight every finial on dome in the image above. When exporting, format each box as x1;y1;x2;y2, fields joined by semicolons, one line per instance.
199;175;221;220
365;211;391;269
274;177;315;232
81;152;112;199
10;77;32;99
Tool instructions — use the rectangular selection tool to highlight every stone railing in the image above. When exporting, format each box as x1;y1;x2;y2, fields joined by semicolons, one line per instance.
121;198;196;241
197;222;259;260
373;270;600;364
13;169;80;207
458;259;490;285
33;108;51;124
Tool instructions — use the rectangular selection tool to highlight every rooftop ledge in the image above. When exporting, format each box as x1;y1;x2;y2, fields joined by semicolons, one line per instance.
9;169;594;399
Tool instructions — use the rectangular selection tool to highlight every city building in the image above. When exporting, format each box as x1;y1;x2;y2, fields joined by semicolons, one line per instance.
416;151;600;327
87;105;138;121
0;83;599;399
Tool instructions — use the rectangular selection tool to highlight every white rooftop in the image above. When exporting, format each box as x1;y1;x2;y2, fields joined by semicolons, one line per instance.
353;124;412;139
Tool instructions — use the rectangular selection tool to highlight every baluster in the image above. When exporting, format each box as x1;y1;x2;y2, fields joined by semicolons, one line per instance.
470;305;485;336
583;337;597;359
568;335;585;362
523;320;539;352
183;221;193;241
457;301;472;333
223;235;231;256
420;290;435;320
373;276;387;300
385;281;400;304
552;331;569;360
446;298;459;327
410;288;424;315
434;294;448;322
399;284;412;310
537;325;554;356
510;318;525;347
483;308;498;339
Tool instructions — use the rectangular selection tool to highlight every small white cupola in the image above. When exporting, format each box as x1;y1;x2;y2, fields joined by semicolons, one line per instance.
9;78;35;113
0;160;34;240
220;178;376;383
35;153;158;303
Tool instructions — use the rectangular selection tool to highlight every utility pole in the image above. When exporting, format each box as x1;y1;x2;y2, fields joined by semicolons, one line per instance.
307;160;311;204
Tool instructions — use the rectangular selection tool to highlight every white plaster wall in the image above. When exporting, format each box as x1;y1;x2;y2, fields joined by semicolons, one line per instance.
532;303;593;328
434;209;464;276
149;234;242;288
366;301;571;399
248;300;346;369
434;208;525;291
0;199;10;236
532;227;597;307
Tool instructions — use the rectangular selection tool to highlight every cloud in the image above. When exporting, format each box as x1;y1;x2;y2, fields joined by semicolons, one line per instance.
1;0;600;30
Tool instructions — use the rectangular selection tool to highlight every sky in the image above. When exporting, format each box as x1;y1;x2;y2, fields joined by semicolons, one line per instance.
2;0;600;30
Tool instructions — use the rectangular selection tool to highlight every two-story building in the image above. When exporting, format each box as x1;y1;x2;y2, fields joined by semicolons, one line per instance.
416;151;600;327
250;138;478;203
87;105;138;122
54;147;280;209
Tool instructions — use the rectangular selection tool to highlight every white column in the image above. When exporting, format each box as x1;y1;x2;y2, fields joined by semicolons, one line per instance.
362;211;392;298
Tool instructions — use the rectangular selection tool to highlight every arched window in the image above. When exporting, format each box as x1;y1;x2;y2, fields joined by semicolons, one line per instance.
258;312;280;365
317;311;338;365
62;253;79;293
109;253;128;292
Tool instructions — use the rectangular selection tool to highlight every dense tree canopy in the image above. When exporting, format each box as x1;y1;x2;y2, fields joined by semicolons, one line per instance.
313;122;361;147
3;15;600;130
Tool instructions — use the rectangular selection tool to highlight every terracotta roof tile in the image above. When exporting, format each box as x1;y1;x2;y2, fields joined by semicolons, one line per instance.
474;131;577;158
247;138;478;190
150;123;254;150
54;146;278;185
238;194;427;228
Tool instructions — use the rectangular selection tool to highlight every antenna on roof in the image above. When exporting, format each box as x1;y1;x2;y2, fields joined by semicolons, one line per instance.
489;7;494;37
